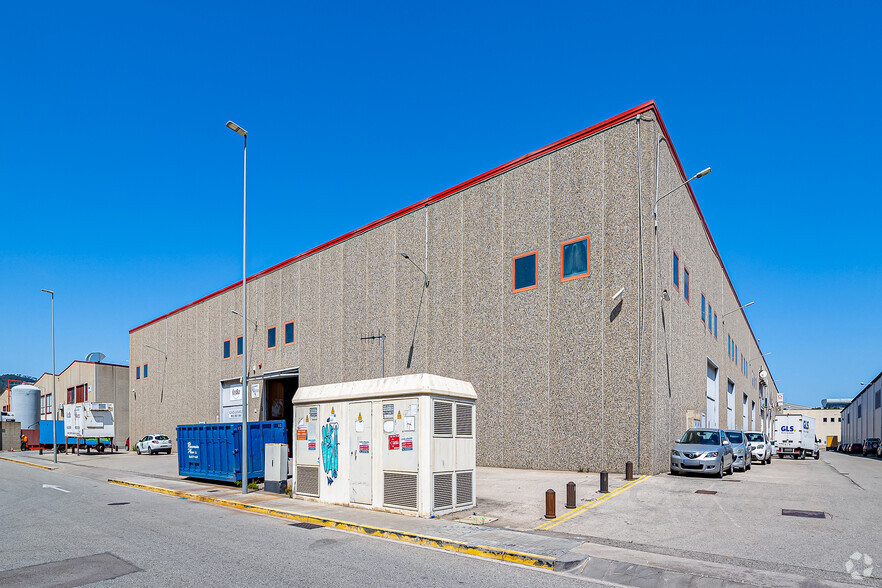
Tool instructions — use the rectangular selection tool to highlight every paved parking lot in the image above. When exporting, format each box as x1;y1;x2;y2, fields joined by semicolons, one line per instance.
498;450;881;581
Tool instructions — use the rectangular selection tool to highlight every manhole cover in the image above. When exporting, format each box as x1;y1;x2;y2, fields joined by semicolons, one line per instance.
107;502;130;506
694;490;717;495
782;509;825;519
290;522;323;530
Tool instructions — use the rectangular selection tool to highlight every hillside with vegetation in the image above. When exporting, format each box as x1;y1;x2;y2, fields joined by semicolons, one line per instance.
1;374;37;390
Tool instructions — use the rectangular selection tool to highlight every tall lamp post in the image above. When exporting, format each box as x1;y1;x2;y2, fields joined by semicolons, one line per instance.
227;120;248;495
40;288;57;463
649;166;711;474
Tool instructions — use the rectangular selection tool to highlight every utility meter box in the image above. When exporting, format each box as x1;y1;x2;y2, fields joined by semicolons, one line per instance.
264;443;289;493
292;373;477;518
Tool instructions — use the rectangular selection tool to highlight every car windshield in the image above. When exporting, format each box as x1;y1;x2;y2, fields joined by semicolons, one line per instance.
725;431;744;444
746;433;764;442
155;435;169;440
679;431;719;445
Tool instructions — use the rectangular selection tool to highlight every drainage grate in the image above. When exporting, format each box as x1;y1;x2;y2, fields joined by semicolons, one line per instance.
723;479;741;482
207;490;220;493
289;522;323;530
694;490;717;495
782;509;825;519
107;502;130;506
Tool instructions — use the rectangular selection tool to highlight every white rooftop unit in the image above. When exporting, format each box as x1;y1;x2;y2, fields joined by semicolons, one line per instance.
292;373;477;517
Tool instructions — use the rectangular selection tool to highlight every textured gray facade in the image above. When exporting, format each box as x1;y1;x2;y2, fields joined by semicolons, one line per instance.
840;371;882;446
129;102;778;474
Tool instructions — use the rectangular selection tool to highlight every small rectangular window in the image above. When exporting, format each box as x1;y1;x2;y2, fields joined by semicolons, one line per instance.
560;235;590;281
858;405;862;418
707;304;713;333
223;339;231;360
136;366;140;380
683;267;690;302
237;336;243;356
728;335;731;358
267;326;277;349
673;251;679;290
701;294;706;323
512;251;538;293
713;314;717;339
284;321;295;345
67;387;75;403
143;364;148;379
823;418;828;423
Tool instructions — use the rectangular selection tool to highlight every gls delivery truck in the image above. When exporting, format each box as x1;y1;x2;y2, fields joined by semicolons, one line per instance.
773;414;819;459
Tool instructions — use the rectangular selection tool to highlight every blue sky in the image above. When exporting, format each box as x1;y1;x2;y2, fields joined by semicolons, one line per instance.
1;2;879;406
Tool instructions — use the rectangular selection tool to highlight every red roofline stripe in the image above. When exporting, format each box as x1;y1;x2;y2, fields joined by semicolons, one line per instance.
128;100;770;382
130;101;656;335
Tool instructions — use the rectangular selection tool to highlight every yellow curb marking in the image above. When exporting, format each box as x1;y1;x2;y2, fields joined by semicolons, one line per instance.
108;479;555;569
0;456;55;470
535;475;650;530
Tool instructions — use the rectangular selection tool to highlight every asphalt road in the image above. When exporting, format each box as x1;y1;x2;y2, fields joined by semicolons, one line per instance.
0;461;590;587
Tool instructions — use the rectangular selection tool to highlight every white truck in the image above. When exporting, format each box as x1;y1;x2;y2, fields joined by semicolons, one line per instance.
63;402;116;454
773;414;819;460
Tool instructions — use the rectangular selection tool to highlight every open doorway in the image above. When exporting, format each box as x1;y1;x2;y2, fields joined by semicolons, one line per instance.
263;374;298;442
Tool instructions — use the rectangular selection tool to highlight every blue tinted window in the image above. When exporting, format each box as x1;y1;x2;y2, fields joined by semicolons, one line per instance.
701;294;706;322
714;314;717;338
267;327;276;349
684;269;690;301
136;366;140;380
223;340;231;359
513;252;537;292
143;364;148;378
285;321;294;345
707;304;712;332
673;252;679;288
237;336;243;356
561;238;588;279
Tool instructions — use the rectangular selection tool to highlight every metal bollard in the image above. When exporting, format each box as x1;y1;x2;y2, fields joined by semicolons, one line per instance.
565;481;576;509
625;461;634;480
600;470;609;493
545;489;556;519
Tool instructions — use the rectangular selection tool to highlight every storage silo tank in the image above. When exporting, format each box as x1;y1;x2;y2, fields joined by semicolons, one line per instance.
11;384;41;429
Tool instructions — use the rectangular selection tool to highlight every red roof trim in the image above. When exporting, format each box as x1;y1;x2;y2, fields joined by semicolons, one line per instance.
130;101;656;334
128;100;771;382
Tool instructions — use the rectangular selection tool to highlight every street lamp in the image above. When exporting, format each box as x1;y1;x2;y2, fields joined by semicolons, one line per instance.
643;166;712;474
653;167;711;221
40;288;57;463
227;119;248;495
722;301;754;323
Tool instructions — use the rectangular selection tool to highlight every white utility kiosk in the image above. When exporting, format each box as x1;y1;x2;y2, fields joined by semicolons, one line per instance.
292;373;476;518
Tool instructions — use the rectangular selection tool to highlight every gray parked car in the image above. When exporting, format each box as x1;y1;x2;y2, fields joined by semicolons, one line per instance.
725;430;751;471
745;431;772;464
671;428;735;478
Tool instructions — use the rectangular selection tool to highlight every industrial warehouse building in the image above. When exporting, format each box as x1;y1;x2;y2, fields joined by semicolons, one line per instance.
33;359;130;444
840;371;881;447
129;101;778;474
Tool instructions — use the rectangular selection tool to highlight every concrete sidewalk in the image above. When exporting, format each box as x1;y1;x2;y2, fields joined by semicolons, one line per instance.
2;450;866;587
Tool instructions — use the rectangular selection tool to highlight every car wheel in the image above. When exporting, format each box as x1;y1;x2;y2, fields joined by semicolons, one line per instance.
148;447;153;455
136;446;141;455
814;452;820;460
670;469;678;476
717;464;725;478
746;461;751;471
728;461;734;476
167;450;172;455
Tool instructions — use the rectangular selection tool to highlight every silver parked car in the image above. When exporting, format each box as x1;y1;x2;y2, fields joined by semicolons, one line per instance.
671;428;735;478
745;431;772;464
136;434;172;455
725;430;751;471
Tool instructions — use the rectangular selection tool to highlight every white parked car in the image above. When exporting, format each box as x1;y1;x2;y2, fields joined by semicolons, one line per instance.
745;431;772;464
136;434;172;455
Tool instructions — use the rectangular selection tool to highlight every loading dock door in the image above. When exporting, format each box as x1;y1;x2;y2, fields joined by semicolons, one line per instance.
350;402;372;504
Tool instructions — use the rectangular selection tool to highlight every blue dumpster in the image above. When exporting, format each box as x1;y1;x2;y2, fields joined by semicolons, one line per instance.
176;421;288;483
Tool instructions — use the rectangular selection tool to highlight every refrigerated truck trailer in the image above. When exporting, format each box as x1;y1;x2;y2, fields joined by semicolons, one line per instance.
773;414;819;459
63;402;116;453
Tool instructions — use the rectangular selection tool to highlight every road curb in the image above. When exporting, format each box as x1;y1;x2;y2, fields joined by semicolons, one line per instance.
0;456;55;470
108;478;558;570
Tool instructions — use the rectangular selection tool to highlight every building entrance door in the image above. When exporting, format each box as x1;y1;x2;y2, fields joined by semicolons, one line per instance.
350;402;372;504
706;360;719;428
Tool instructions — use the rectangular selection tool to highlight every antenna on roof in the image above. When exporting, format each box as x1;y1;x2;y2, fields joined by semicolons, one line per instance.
85;352;106;363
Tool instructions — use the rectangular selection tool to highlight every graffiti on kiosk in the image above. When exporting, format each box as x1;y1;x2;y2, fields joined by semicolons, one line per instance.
322;417;339;485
